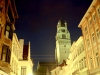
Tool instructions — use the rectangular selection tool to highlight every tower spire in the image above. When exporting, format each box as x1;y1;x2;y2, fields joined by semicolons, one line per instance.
65;21;68;31
57;20;61;27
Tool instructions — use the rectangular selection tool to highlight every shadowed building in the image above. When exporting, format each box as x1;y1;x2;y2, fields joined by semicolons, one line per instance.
36;62;57;75
0;0;18;75
55;20;71;64
78;0;100;74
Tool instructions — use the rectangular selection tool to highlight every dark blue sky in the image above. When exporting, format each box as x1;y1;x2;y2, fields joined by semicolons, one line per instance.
15;0;92;63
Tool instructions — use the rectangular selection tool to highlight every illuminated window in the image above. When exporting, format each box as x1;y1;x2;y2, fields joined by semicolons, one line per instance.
21;66;26;75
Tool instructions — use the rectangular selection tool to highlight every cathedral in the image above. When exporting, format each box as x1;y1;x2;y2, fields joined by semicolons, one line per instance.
55;20;71;64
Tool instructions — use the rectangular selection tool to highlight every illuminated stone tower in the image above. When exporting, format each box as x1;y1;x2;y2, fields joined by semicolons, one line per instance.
55;20;71;64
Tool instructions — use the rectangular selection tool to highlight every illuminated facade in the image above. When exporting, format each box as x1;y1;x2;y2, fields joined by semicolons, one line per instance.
55;20;71;64
0;0;18;75
10;33;21;75
18;40;33;75
70;36;88;75
52;36;88;75
78;0;100;74
10;34;34;75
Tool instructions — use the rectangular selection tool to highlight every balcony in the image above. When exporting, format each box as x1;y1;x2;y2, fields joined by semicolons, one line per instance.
0;60;11;73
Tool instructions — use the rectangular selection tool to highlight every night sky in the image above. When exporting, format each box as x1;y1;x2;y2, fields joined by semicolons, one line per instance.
15;0;92;67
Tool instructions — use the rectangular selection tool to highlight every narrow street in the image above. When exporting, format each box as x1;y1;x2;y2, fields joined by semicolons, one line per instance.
0;0;100;75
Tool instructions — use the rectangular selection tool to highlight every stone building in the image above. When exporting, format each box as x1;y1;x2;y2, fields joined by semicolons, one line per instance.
78;0;100;74
70;36;88;75
10;33;34;75
0;0;18;75
18;40;33;75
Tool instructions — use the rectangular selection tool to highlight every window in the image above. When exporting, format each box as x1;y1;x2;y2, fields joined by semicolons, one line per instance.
96;53;100;66
1;45;11;63
88;18;92;28
5;25;10;38
93;13;96;23
0;6;3;14
87;39;90;48
57;30;60;33
97;6;100;17
21;66;26;75
79;60;81;70
64;45;66;47
0;25;2;38
90;57;93;69
0;18;2;38
89;19;92;25
84;57;86;68
61;29;65;32
92;33;95;42
1;46;7;61
6;48;11;63
81;59;84;69
84;26;88;34
62;34;66;39
96;29;100;39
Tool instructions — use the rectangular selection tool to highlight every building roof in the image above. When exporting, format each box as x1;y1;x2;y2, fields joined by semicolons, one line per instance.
9;0;18;19
78;0;96;27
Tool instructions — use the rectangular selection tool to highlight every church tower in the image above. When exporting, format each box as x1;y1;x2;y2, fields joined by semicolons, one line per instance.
55;20;71;64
